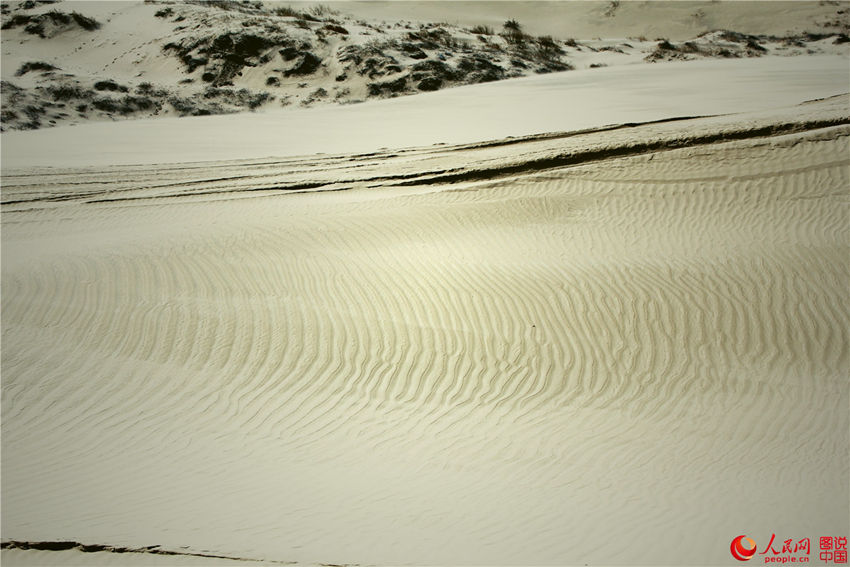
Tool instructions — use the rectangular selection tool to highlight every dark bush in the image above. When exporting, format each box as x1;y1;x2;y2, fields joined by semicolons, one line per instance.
283;52;321;76
535;35;562;55
455;55;505;82
273;6;303;18
46;84;94;101
503;19;522;34
182;55;208;73
94;79;129;92
91;97;119;112
322;23;348;35
15;61;58;75
302;87;327;105
2;14;32;30
802;32;832;41
534;61;572;73
417;76;442;91
471;25;493;35
70;11;100;30
198;86;272;110
279;46;299;60
410;59;456;81
746;39;766;52
136;82;168;96
367;76;407;96
120;95;157;112
501;20;526;45
168;96;197;114
680;41;701;53
194;0;262;12
92;95;158;114
309;4;337;17
164;31;281;77
717;30;761;43
207;32;276;67
5;10;100;36
353;48;402;78
400;42;427;59
23;104;43;121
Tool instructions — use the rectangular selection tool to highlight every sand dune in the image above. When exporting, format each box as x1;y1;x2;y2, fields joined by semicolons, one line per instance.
3;55;849;169
2;95;848;565
326;0;850;41
3;0;846;132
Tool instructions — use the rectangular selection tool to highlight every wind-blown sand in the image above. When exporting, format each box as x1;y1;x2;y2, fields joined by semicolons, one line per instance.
2;89;848;565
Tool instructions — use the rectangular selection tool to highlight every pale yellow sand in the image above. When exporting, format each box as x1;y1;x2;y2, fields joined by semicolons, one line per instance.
2;100;848;565
327;0;849;40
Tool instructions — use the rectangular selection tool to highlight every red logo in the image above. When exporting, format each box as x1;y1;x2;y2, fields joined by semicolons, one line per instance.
732;535;758;561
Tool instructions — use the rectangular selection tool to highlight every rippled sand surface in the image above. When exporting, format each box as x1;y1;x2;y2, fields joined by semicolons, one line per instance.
2;99;848;565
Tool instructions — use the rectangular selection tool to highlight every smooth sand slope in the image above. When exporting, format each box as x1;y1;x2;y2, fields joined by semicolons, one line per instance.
2;95;848;565
2;55;849;168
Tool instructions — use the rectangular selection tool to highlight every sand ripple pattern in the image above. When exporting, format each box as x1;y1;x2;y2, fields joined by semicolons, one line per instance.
2;111;848;565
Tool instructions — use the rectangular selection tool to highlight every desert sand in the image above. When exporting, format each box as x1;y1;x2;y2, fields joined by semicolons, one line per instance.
2;2;849;566
3;91;849;564
2;0;847;131
324;0;850;40
3;55;848;168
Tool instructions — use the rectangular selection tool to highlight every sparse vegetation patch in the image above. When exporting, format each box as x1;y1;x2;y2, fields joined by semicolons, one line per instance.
2;0;846;131
15;61;58;75
1;10;101;37
94;80;129;93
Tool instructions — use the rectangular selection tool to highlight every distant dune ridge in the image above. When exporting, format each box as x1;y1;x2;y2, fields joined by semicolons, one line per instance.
0;0;848;130
1;1;849;566
324;0;850;41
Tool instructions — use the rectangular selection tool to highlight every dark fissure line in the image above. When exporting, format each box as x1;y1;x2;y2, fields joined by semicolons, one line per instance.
0;540;288;564
394;119;850;187
2;118;846;209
